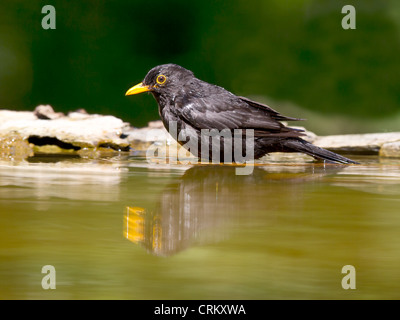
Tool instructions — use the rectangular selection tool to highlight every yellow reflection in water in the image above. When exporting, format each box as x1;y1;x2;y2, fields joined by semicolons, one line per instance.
124;206;146;243
124;206;164;255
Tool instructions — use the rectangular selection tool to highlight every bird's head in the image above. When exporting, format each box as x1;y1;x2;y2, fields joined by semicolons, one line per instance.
125;64;194;98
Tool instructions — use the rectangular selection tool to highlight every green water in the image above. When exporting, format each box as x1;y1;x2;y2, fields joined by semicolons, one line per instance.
1;155;400;299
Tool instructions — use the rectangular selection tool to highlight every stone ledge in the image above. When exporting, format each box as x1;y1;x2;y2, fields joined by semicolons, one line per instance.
380;141;400;158
313;132;400;155
1;106;400;160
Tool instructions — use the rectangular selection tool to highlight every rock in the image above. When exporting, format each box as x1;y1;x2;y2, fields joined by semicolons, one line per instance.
125;125;171;145
314;132;400;154
68;108;89;116
32;144;78;155
380;141;400;158
0;107;130;154
0;135;33;161
125;124;175;154
34;105;64;120
147;120;164;129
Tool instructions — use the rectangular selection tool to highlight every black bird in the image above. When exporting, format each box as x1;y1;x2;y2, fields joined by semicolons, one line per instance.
126;64;357;164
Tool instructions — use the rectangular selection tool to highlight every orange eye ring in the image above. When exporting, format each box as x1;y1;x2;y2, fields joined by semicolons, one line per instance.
156;74;167;85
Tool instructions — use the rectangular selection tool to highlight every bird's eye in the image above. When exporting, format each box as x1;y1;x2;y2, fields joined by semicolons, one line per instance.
156;74;167;85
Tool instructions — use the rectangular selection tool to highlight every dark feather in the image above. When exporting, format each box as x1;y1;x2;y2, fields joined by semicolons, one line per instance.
239;96;305;122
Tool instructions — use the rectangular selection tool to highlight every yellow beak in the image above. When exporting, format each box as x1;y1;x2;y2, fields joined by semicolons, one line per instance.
125;82;151;96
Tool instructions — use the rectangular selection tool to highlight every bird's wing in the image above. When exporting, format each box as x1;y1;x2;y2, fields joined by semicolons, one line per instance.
238;96;304;122
176;94;306;139
176;94;287;132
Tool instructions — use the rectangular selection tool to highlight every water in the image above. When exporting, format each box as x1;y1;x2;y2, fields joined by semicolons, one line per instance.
0;155;400;299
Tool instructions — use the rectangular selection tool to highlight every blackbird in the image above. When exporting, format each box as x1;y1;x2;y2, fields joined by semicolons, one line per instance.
126;64;357;164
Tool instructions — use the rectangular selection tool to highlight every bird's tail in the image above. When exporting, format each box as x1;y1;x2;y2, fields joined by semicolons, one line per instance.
282;138;358;164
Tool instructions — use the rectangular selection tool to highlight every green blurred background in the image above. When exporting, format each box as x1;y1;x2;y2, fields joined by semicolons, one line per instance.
1;0;399;134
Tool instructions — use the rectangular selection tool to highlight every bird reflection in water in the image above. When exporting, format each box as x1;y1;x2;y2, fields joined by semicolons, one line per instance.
124;164;345;256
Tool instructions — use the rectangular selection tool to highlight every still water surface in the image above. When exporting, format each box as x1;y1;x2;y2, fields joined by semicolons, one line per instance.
0;155;400;299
